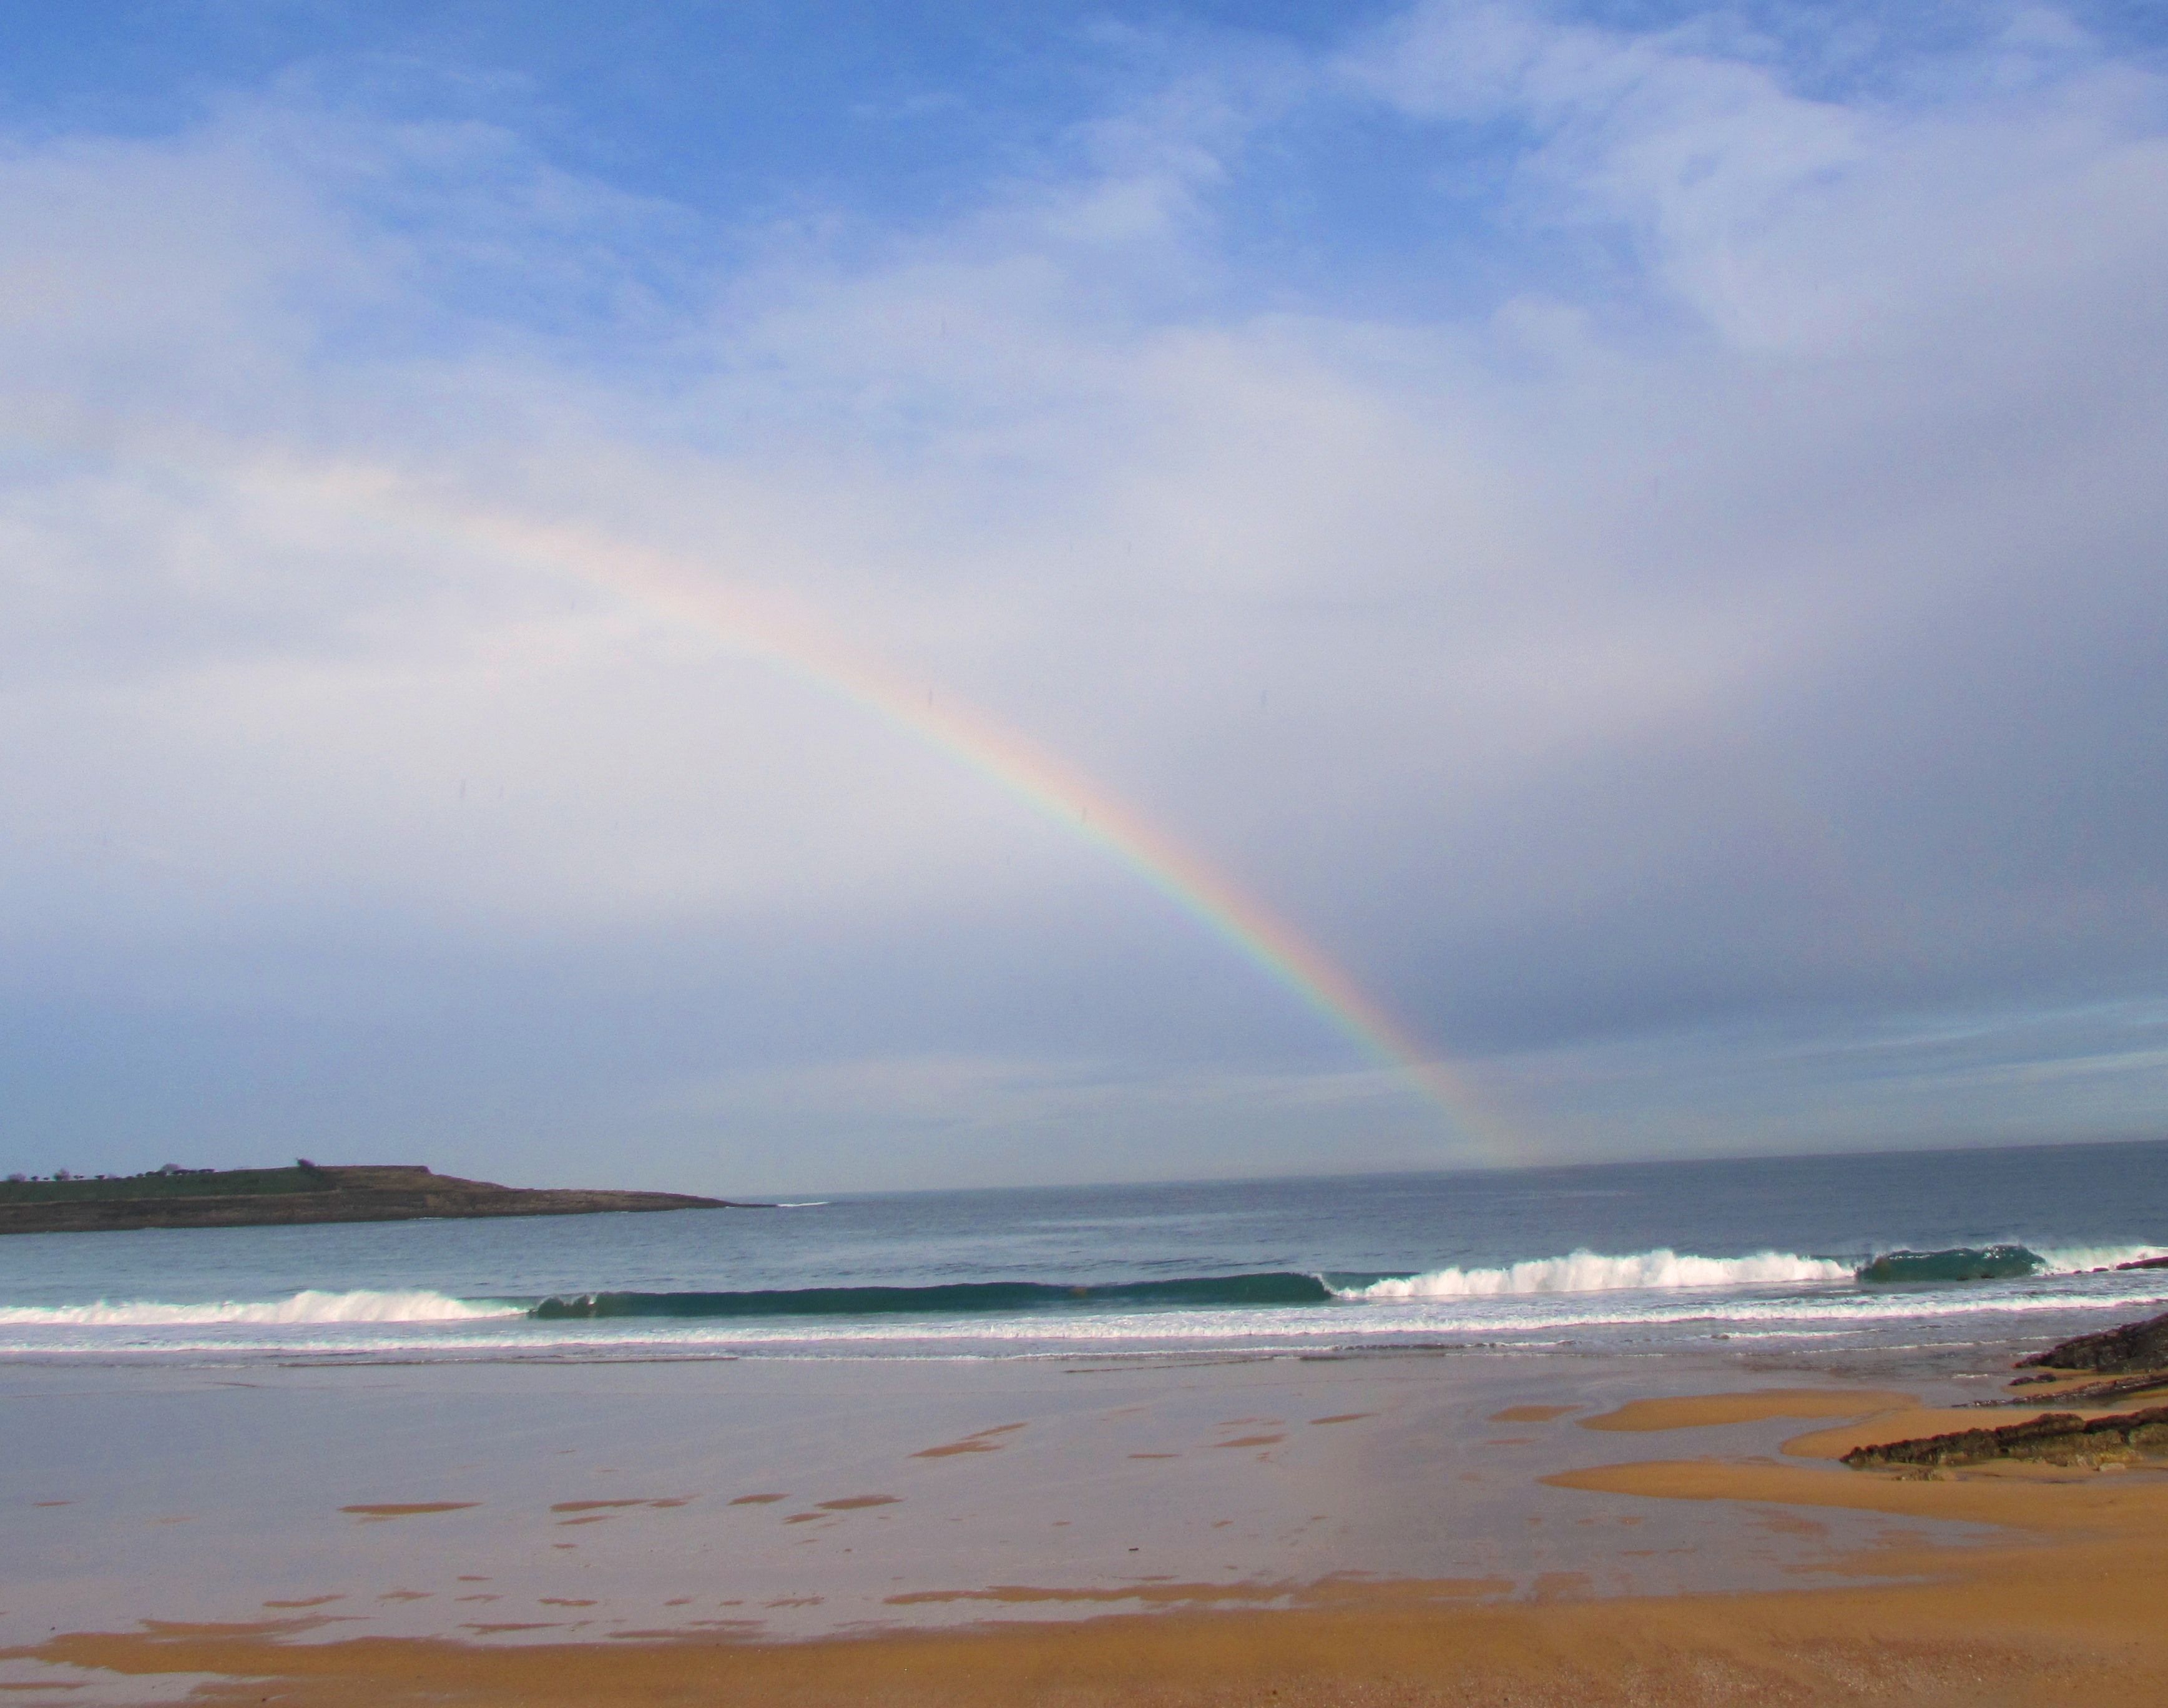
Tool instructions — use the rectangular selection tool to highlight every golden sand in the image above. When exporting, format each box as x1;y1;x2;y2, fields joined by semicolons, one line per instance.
1576;1387;1918;1431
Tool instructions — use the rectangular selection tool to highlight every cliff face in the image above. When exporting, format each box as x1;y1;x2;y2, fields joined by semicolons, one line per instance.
0;1165;746;1235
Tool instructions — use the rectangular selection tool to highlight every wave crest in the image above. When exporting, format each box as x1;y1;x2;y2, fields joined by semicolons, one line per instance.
530;1273;1335;1319
0;1288;522;1327
1856;1246;2039;1283
1334;1249;1852;1300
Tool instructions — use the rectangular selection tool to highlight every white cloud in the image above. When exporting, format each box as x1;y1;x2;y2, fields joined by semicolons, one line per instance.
4;4;2166;1179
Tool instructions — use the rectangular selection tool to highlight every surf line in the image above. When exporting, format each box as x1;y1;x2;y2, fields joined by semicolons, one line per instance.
287;464;1504;1155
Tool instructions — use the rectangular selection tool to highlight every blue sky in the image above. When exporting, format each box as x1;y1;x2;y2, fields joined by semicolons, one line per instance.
3;2;2166;1192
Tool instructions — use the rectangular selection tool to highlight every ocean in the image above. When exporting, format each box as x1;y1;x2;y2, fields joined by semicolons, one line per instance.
3;1137;2165;1367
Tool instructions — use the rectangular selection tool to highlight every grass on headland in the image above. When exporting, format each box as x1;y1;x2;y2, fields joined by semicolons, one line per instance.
0;1165;329;1205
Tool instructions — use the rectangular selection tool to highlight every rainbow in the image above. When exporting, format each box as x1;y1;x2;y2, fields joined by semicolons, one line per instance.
271;459;1503;1153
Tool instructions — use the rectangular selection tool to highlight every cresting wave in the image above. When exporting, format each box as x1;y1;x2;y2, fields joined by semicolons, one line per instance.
526;1247;1991;1318
531;1274;1337;1318
1330;1244;2163;1300
3;1246;2159;1332
1333;1249;1853;1299
1856;1245;2041;1283
0;1289;524;1327
1854;1245;2168;1283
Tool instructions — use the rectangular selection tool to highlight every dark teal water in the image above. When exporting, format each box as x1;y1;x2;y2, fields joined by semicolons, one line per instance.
2;1138;2164;1363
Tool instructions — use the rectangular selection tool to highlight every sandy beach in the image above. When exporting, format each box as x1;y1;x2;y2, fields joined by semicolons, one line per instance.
7;1339;2166;1706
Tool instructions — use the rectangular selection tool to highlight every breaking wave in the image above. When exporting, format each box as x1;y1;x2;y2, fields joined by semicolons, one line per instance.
7;1245;2161;1344
1856;1245;2167;1283
1332;1249;1853;1300
530;1274;1337;1318
0;1288;523;1327
1856;1245;2040;1283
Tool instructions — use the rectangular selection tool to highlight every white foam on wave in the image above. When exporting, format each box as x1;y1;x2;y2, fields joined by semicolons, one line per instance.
5;1262;2165;1361
0;1288;524;1327
2035;1245;2167;1275
1333;1249;1853;1300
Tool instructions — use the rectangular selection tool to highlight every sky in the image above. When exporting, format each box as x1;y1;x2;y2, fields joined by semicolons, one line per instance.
2;1;2166;1195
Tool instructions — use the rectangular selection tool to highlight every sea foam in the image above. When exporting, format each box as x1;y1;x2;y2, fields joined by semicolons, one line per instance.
2034;1245;2168;1275
1333;1249;1852;1300
0;1288;522;1327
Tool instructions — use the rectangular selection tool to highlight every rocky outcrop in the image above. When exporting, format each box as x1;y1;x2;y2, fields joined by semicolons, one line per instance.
1843;1406;2168;1471
0;1164;753;1235
1847;1305;2168;1475
2016;1310;2168;1375
1998;1369;2168;1406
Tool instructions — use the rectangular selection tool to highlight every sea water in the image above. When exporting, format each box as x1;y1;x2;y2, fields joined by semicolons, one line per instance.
2;1138;2164;1365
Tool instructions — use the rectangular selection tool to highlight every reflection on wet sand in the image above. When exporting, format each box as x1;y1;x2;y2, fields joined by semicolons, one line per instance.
9;1349;2167;1703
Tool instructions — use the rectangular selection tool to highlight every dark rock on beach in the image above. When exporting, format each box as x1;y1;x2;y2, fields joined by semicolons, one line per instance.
1843;1405;2168;1471
1986;1368;2168;1408
2016;1310;2168;1375
1845;1307;2168;1474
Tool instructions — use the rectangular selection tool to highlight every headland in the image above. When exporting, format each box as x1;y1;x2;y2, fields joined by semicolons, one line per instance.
0;1163;750;1236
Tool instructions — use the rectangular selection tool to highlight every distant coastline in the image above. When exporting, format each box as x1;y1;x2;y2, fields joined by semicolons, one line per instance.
0;1163;760;1236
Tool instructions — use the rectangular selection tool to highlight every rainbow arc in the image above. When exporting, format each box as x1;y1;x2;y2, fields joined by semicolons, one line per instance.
239;454;1507;1154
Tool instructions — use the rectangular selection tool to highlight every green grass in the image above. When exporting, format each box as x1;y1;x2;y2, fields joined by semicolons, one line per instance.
0;1167;331;1205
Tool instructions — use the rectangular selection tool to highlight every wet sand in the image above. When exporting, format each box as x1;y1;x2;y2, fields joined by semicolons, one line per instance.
5;1349;2165;1704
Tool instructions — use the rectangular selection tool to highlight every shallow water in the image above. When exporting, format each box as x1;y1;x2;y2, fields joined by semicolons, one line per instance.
0;1350;2004;1649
